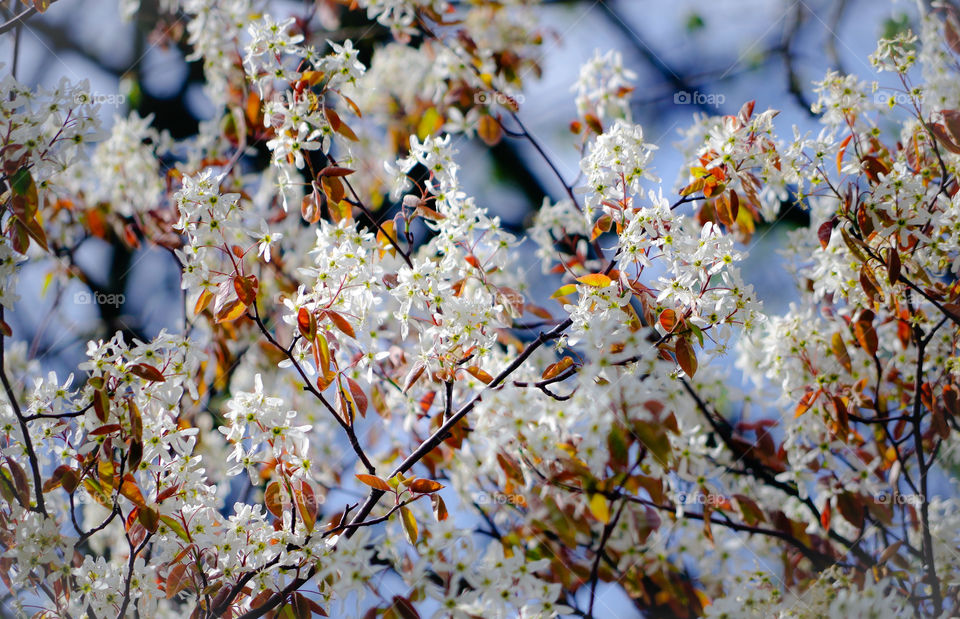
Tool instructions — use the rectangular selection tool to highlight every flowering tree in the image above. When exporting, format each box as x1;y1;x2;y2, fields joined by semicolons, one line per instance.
1;0;960;617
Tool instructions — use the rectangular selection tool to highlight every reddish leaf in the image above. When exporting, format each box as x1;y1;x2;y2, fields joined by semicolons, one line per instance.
42;465;73;493
319;166;355;177
886;248;901;286
6;458;29;505
346;378;368;417
165;564;191;599
817;219;834;249
853;310;879;356
130;363;165;382
836;492;864;530
675;337;698;377
737;100;755;124
859;265;882;302
88;424;122;436
264;481;285;519
389;596;421;619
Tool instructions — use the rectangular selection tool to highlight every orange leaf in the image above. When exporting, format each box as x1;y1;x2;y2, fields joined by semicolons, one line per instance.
795;389;818;418
465;366;493;384
335;121;359;142
853;310;878;357
120;476;146;507
836;134;853;175
831;333;852;372
658;309;677;332
409;479;444;494
478;114;502;146
194;289;214;315
215;299;247;323
542;356;574;380
323;311;356;339
356;474;391;492
576;273;612;287
298;307;317;340
233;275;258;306
432;494;449;521
820;500;832;530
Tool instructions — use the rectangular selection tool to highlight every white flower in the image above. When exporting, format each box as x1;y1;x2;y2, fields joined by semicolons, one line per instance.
252;220;282;262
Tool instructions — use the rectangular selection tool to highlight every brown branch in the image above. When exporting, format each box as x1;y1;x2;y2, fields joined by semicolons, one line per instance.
0;0;58;36
115;531;152;619
586;498;627;618
0;307;46;515
910;323;942;614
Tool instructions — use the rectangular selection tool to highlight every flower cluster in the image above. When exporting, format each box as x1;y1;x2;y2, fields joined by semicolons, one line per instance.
572;49;637;122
